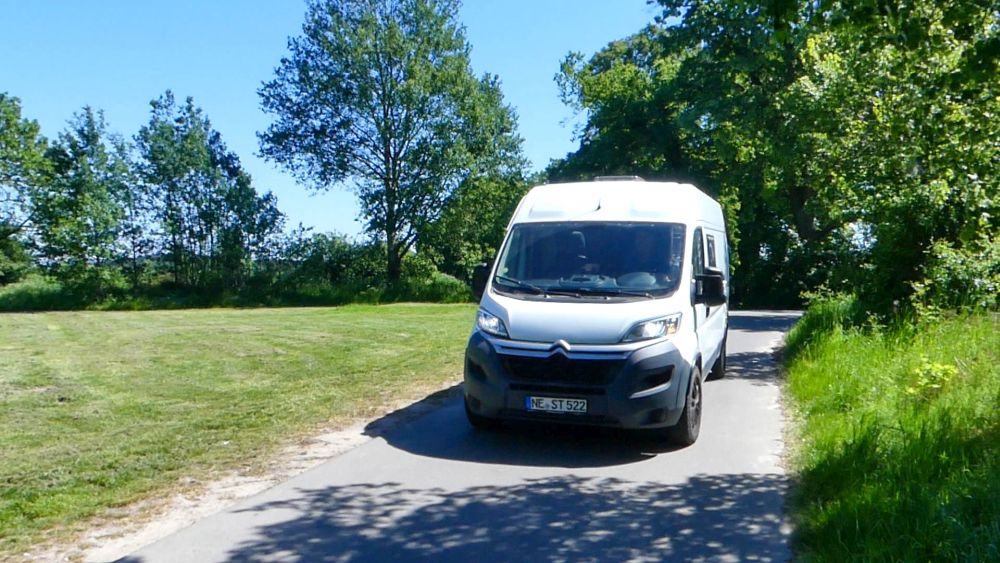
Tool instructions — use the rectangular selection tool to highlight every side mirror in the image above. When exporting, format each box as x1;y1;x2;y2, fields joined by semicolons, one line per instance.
694;270;727;306
472;263;491;301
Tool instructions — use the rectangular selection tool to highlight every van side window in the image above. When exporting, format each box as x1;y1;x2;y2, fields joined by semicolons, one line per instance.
706;235;717;269
692;228;705;276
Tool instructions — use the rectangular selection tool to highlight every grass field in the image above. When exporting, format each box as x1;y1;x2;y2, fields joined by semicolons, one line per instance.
785;301;999;561
0;304;475;557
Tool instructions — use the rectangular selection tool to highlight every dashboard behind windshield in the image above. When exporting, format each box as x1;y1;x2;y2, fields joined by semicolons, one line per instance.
494;222;686;299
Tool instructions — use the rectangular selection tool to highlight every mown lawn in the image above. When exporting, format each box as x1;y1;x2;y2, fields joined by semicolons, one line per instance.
785;303;999;561
0;304;475;557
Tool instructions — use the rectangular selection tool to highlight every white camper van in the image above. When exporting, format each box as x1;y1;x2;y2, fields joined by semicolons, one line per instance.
465;178;729;445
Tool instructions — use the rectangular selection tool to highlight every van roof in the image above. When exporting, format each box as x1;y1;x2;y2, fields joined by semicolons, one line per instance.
510;180;724;227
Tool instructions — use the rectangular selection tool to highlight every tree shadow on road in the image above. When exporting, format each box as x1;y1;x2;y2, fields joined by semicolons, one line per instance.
721;350;784;386
213;472;790;562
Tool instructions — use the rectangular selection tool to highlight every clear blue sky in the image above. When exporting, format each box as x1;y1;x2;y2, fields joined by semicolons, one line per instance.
1;0;659;236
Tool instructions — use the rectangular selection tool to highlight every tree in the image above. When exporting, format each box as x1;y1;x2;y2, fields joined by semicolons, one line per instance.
259;0;524;282
0;93;49;283
554;0;999;310
33;107;130;295
209;134;285;290
551;26;692;182
138;91;285;291
137;92;213;286
421;171;531;280
818;0;1000;309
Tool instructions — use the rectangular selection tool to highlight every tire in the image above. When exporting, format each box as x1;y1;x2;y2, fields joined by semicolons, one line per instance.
706;337;727;381
666;365;703;446
464;397;502;430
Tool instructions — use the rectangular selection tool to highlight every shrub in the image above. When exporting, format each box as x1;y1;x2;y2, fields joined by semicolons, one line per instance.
0;235;32;285
0;275;78;311
381;271;471;303
912;236;1000;316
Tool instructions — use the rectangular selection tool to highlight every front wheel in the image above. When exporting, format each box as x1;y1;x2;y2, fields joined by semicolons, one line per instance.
666;366;702;446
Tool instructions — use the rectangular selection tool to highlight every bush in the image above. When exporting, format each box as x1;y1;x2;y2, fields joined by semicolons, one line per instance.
0;235;32;286
381;271;471;303
912;236;1000;315
0;275;78;311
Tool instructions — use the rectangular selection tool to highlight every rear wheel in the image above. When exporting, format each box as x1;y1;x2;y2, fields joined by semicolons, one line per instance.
707;338;727;381
464;397;502;430
666;366;702;446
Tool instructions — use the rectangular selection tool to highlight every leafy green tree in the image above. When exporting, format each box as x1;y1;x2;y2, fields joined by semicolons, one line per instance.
33;107;130;296
553;0;999;310
259;0;525;282
210;135;285;290
421;171;531;280
817;0;1000;309
137;91;284;291
0;234;32;285
116;150;154;290
0;93;49;283
136;92;209;286
552;26;692;182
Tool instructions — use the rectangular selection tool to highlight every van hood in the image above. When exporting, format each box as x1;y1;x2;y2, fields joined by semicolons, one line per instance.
482;292;678;345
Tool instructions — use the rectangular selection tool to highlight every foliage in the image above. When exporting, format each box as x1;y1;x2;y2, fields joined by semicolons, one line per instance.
267;231;470;306
421;172;532;280
552;0;1000;311
904;356;958;402
259;0;525;281
912;235;1000;315
32;108;131;299
0;93;49;246
0;231;474;312
136;91;285;292
0;235;32;285
381;270;469;303
786;311;999;561
0;274;74;311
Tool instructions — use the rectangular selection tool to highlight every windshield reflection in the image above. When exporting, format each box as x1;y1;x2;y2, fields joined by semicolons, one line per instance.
494;222;686;299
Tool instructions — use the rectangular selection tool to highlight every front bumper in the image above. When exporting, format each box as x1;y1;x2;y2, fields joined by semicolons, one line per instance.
463;331;694;429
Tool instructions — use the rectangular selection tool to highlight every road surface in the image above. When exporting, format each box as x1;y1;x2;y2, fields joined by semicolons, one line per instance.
120;311;800;562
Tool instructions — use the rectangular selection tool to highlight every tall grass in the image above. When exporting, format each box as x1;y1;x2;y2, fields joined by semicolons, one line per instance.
786;302;999;561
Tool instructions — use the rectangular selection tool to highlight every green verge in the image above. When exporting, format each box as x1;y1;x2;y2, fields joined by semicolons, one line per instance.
0;304;475;557
785;305;999;561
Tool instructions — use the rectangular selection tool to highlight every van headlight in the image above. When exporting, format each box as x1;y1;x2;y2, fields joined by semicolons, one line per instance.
622;313;681;342
476;309;509;338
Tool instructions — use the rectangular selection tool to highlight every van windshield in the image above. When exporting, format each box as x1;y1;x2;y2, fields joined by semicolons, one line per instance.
494;222;686;298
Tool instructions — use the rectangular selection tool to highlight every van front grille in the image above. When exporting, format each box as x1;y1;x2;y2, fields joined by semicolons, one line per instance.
509;383;607;396
500;354;624;386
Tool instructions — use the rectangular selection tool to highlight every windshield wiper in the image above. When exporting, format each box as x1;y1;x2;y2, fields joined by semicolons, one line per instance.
571;287;654;299
494;275;545;295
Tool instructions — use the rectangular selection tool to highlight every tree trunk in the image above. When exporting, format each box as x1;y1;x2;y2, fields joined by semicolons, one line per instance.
386;231;402;283
788;184;819;243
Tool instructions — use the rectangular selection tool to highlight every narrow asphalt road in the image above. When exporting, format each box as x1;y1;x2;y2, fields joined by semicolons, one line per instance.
120;311;800;562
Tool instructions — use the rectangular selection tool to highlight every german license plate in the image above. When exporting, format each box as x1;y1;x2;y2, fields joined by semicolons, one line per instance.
525;396;587;414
